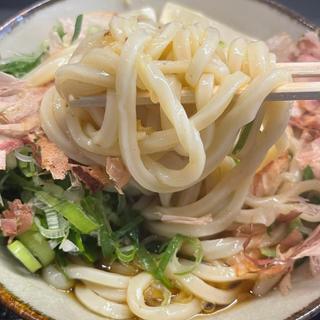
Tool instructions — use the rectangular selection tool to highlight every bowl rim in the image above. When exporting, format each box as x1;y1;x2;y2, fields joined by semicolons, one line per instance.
0;0;317;38
0;0;319;320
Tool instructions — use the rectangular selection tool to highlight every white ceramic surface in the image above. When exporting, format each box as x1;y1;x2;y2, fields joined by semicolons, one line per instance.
0;1;319;319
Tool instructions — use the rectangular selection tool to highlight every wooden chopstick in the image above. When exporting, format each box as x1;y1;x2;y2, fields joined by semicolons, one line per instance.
266;82;320;101
69;61;320;108
70;81;320;108
275;62;320;78
153;61;320;78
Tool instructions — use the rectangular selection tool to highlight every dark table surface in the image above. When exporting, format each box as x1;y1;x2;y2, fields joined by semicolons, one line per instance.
0;0;320;319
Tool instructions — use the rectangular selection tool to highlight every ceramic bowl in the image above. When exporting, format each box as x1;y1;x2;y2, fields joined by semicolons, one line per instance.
0;1;319;319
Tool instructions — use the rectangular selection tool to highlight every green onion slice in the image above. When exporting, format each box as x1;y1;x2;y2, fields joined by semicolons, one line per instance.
35;191;100;234
7;240;42;273
233;121;254;154
34;217;69;240
53;22;66;41
0;48;48;78
137;235;203;289
260;247;277;258
71;14;84;43
303;165;315;181
115;244;138;264
17;230;55;267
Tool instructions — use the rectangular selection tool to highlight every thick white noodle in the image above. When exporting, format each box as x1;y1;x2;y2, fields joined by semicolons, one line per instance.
92;89;118;148
185;27;220;87
83;281;127;303
182;237;246;261
180;259;257;282
127;272;201;320
25;45;77;86
167;258;242;305
81;47;119;75
147;22;182;59
138;56;206;188
40;87;93;164
75;284;132;319
65;265;130;289
228;38;247;73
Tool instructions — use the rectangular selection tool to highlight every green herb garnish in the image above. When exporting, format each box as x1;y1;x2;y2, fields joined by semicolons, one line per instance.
35;191;100;234
137;234;203;289
303;165;315;181
219;40;226;48
71;14;84;43
288;217;311;236
0;48;47;78
53;22;66;41
233;121;254;154
260;247;277;258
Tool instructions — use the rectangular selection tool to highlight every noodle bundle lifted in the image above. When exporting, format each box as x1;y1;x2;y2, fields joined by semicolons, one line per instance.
0;4;319;320
43;9;291;237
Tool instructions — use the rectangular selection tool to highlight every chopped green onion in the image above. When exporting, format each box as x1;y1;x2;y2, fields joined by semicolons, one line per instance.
81;194;114;259
232;121;254;154
53;22;66;41
18;160;37;178
71;14;84;43
14;147;33;163
33;196;68;235
113;215;143;239
219;40;226;48
17;230;55;267
81;193;142;262
69;230;84;251
63;189;84;203
32;175;43;187
260;247;277;258
42;182;65;198
289;217;303;233
87;25;102;35
117;195;127;214
99;228;114;259
137;247;171;288
15;146;37;178
137;235;202;289
81;194;112;232
0;48;48;78
174;236;203;276
82;238;100;263
158;236;183;278
34;216;69;240
288;217;311;235
35;191;100;234
6;153;17;170
303;165;314;181
115;244;138;263
48;240;59;249
7;240;42;273
159;235;202;277
45;207;60;230
59;239;79;253
72;233;99;263
55;250;68;269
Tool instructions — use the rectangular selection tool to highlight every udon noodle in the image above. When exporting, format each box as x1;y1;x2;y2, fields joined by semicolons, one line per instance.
4;6;320;320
